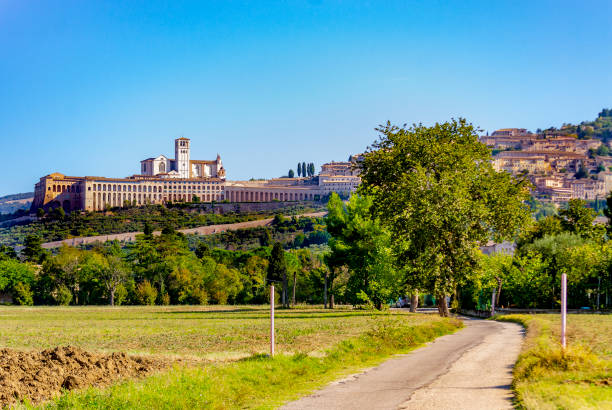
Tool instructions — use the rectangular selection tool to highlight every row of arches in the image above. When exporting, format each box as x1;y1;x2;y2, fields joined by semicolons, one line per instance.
92;192;224;211
93;192;163;210
51;184;80;193
226;190;314;202
93;183;161;193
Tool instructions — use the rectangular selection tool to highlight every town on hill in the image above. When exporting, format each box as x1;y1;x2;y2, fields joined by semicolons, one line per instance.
482;109;612;204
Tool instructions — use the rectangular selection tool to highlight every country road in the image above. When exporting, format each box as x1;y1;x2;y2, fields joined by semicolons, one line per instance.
41;211;327;249
282;317;523;410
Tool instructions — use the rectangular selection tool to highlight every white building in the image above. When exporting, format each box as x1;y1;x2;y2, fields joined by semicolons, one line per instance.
140;138;226;180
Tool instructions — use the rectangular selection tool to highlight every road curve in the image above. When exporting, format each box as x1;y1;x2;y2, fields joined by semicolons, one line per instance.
281;317;523;410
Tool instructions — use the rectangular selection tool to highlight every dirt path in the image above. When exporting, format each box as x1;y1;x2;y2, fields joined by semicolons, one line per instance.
41;211;327;249
281;317;523;410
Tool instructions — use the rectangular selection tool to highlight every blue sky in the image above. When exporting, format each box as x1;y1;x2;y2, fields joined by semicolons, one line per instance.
1;0;611;197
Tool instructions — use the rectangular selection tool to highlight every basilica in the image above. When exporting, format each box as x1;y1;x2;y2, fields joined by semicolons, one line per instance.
30;138;361;213
139;138;225;179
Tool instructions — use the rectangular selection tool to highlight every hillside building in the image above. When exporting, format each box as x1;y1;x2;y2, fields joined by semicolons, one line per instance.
31;138;362;213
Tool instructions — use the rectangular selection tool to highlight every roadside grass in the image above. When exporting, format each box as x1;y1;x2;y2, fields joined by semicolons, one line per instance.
36;315;462;409
0;305;436;358
495;314;612;409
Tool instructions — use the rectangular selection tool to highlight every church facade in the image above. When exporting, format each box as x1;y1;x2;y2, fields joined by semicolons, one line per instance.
139;138;226;179
31;138;361;213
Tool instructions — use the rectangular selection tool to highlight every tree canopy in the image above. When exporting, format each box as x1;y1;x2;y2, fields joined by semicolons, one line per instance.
358;119;531;315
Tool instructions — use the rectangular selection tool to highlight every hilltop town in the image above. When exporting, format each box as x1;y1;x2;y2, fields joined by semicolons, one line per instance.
482;109;612;204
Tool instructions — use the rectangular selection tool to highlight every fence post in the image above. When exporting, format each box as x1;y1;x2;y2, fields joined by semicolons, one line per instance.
270;284;275;357
491;290;496;317
561;273;567;349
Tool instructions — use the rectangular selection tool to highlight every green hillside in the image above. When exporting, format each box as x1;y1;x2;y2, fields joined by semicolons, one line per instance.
542;108;612;141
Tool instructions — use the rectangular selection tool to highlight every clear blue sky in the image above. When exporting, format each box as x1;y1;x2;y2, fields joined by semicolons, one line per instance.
1;0;611;197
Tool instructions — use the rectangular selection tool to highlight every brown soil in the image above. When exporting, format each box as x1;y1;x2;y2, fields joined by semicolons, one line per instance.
0;346;169;407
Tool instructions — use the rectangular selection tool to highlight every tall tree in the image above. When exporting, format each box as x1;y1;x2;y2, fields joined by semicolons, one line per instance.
302;162;307;177
297;163;302;177
143;222;154;239
267;242;288;307
53;245;84;304
325;193;401;309
101;252;130;306
359;119;530;316
22;235;46;264
559;199;602;240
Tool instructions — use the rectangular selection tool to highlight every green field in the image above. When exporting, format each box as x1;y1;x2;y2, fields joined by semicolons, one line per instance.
0;306;462;408
496;314;612;410
0;305;394;359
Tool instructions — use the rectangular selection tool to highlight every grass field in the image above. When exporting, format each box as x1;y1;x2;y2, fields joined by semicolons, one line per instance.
496;314;612;409
0;305;443;359
0;306;462;408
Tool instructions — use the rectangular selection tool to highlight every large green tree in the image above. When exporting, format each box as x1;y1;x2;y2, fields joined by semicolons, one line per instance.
22;235;47;264
559;199;602;240
325;193;401;309
359;119;530;316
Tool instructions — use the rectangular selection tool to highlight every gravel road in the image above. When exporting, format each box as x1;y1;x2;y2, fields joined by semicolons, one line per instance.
281;317;523;410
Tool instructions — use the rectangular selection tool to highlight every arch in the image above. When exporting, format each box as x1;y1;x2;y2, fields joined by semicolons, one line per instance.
159;162;166;173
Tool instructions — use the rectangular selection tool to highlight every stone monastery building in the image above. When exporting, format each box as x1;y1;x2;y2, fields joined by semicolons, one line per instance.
31;138;360;212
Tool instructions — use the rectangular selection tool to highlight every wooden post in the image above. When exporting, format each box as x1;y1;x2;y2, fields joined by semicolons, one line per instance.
561;273;567;349
270;284;275;357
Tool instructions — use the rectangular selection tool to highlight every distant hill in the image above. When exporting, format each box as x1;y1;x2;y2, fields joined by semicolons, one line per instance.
540;108;612;142
0;192;34;215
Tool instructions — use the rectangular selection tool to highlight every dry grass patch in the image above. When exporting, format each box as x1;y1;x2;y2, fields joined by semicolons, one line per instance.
496;314;612;409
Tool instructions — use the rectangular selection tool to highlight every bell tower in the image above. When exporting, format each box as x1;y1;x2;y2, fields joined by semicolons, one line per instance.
175;137;191;178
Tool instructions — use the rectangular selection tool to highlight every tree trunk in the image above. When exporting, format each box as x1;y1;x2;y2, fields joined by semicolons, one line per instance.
443;295;450;317
436;294;449;317
282;272;288;308
495;276;502;306
292;272;297;307
110;289;115;306
330;294;335;309
409;293;419;313
323;272;328;309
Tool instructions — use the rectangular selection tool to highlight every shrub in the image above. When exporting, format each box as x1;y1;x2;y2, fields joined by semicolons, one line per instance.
192;288;208;305
160;292;171;306
114;283;128;306
135;281;158;305
55;285;73;306
13;282;33;306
